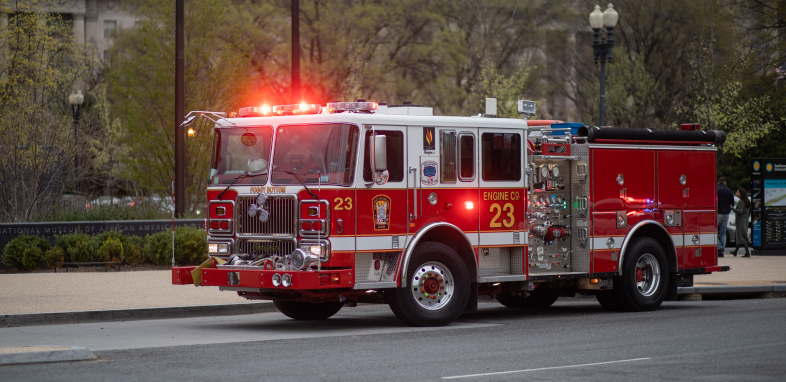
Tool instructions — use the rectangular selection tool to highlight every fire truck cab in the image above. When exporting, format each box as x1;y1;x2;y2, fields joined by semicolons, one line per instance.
173;101;728;326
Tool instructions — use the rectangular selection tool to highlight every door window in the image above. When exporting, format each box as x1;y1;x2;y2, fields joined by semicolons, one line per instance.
440;131;457;183
481;133;521;181
363;130;404;182
458;133;475;181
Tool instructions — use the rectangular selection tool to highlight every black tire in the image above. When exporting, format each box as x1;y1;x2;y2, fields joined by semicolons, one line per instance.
388;242;470;326
595;290;622;311
496;288;561;309
612;237;669;312
273;300;343;320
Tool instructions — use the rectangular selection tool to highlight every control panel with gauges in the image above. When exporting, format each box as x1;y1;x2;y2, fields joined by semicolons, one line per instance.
528;157;573;274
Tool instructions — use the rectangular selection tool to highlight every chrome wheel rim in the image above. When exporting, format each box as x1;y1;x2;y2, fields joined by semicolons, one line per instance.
635;253;661;297
410;261;454;310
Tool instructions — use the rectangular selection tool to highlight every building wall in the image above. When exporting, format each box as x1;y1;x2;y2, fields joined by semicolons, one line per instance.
57;0;137;60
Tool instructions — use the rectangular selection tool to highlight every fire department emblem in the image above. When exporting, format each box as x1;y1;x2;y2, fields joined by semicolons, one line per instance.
421;160;438;186
247;192;269;223
373;195;391;230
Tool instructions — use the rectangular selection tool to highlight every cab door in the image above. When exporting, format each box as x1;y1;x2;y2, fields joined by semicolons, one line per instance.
355;126;409;252
477;129;526;248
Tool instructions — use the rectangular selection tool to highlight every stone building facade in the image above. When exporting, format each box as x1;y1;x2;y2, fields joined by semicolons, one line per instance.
57;0;137;60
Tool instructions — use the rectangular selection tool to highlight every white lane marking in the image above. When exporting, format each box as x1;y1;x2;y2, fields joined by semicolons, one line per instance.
441;357;651;379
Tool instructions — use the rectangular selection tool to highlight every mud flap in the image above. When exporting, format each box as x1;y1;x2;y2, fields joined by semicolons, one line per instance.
665;272;679;301
463;282;478;313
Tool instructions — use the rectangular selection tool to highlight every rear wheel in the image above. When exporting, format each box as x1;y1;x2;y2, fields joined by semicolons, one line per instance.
388;242;470;326
273;300;343;320
595;291;621;311
612;237;669;312
496;288;561;309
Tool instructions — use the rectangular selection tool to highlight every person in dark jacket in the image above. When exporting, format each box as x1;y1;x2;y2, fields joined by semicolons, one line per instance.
717;177;735;256
732;187;751;257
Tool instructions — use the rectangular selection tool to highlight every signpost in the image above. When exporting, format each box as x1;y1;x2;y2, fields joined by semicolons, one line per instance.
750;158;786;255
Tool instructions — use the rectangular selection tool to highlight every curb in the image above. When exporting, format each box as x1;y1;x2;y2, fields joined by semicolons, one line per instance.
0;346;96;365
1;302;277;327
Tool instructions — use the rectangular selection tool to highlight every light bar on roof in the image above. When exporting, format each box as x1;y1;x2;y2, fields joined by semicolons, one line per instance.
327;101;378;113
237;103;320;117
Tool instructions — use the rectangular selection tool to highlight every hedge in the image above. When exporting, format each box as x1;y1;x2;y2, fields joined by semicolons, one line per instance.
1;227;208;271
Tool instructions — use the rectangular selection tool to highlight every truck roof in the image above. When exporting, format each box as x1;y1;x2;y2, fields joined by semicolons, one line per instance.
216;112;530;130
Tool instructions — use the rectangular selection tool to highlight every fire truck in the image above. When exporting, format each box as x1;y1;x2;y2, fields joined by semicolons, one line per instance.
173;100;729;326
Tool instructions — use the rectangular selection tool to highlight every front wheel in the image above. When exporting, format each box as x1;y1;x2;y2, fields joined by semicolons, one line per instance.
612;237;669;312
388;242;470;326
273;300;343;320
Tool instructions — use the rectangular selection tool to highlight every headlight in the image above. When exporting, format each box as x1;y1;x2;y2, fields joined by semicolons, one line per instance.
272;273;282;287
309;245;321;256
281;273;292;287
208;243;229;254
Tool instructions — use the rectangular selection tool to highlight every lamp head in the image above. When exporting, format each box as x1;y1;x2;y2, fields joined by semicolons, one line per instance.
68;90;84;106
603;3;618;28
589;5;604;29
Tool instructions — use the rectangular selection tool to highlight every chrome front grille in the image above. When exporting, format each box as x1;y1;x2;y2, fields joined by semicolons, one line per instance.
236;195;297;238
237;239;296;258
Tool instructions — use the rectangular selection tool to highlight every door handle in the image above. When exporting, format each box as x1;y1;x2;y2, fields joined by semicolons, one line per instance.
409;167;417;219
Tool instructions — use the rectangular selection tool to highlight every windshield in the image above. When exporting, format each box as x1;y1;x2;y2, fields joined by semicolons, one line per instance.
271;123;359;186
208;126;273;185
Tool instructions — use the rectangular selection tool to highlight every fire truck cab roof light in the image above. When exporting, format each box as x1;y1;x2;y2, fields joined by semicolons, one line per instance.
327;101;378;113
238;103;321;117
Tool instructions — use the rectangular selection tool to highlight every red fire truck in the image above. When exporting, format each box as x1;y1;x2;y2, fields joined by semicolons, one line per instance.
173;100;729;326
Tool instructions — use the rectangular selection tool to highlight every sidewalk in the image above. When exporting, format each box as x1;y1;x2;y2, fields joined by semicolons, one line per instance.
0;254;783;325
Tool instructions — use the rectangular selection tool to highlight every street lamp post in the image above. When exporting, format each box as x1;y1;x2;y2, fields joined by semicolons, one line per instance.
68;90;84;195
589;3;619;127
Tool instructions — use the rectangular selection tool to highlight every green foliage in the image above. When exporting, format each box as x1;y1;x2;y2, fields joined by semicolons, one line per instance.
98;239;124;262
2;235;51;271
0;0;100;222
174;227;208;266
45;247;65;269
108;0;252;213
93;229;129;258
472;59;532;119
144;230;173;266
124;236;145;266
55;231;96;263
37;202;176;222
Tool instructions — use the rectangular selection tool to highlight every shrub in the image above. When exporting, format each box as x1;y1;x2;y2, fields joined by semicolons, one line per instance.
98;238;124;262
174;227;208;265
55;231;95;263
125;235;144;266
93;229;129;262
2;235;51;271
45;247;65;268
145;230;172;266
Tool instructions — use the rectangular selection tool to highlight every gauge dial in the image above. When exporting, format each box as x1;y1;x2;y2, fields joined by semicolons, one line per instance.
539;196;545;205
540;165;550;178
552;165;560;178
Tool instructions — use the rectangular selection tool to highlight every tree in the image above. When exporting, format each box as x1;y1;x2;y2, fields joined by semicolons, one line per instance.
0;0;99;222
108;0;255;212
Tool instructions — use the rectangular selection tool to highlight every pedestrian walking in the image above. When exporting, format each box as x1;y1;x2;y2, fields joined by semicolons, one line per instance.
732;187;751;257
717;177;734;257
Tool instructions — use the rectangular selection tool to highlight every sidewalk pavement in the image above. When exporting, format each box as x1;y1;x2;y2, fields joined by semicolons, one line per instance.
0;254;784;327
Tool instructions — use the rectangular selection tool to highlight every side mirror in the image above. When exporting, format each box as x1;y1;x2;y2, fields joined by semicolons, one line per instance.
374;135;387;170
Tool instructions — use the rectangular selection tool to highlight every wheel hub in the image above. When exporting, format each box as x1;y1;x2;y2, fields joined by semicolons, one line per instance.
635;253;661;297
410;262;454;310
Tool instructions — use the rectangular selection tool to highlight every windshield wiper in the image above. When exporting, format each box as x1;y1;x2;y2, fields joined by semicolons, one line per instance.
217;172;267;200
274;170;319;199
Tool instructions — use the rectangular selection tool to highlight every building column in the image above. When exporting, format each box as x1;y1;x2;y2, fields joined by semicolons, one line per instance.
73;14;85;45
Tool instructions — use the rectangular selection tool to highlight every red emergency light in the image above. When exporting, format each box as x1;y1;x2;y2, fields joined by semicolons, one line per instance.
680;123;701;131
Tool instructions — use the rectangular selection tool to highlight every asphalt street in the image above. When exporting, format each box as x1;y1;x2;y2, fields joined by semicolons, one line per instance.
1;298;785;381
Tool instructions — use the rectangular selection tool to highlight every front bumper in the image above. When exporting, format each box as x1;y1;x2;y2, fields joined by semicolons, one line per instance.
172;266;354;290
